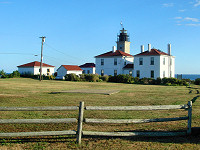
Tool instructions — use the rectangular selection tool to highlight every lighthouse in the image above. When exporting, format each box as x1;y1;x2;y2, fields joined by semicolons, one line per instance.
116;28;131;54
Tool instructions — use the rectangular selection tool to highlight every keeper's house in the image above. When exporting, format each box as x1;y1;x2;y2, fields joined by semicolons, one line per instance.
17;61;55;76
94;27;175;78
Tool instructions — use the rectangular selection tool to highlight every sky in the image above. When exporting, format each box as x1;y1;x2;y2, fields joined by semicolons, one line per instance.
0;0;200;74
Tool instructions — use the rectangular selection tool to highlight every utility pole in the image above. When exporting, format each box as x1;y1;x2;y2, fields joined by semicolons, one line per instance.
39;36;46;81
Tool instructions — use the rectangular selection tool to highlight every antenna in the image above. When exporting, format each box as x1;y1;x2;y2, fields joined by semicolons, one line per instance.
120;21;123;29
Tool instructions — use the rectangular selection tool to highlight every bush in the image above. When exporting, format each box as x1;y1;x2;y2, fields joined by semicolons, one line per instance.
194;78;200;85
134;77;140;84
9;70;20;78
84;74;99;82
100;75;109;82
79;74;86;81
155;77;162;85
0;70;7;78
65;74;80;81
108;74;134;84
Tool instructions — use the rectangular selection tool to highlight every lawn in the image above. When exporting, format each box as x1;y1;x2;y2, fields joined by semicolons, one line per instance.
0;78;199;149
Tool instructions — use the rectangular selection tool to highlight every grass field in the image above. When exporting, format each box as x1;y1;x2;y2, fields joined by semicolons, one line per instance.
0;78;200;149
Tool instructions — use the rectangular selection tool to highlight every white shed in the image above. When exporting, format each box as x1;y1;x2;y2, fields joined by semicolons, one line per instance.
56;65;82;79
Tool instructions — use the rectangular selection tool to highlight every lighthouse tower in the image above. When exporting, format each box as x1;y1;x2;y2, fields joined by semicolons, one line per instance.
116;28;131;54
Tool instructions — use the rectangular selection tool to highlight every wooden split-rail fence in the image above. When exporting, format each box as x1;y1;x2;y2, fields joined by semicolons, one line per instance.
0;101;192;144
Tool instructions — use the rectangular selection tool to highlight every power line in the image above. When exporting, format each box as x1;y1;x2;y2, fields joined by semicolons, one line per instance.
0;53;38;56
44;43;87;62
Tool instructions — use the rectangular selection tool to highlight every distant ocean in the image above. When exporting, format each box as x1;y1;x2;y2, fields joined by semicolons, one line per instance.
175;74;200;81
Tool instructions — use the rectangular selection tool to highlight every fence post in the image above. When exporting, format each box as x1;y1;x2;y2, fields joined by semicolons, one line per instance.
76;101;84;145
187;101;192;135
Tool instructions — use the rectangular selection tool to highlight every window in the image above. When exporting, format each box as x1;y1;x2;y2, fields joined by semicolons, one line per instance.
163;71;165;78
150;57;154;65
39;69;41;72
170;58;172;65
139;58;143;65
114;58;117;65
101;70;104;76
101;59;104;65
114;70;117;76
151;70;154;78
163;58;165;65
120;45;122;50
47;73;49;76
129;70;132;76
136;70;140;78
47;69;50;72
83;70;85;74
87;70;90;74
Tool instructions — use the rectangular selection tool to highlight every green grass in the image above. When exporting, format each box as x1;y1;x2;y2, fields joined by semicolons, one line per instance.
0;78;200;149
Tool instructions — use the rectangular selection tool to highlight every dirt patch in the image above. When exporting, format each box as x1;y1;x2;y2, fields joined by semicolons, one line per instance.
51;89;120;95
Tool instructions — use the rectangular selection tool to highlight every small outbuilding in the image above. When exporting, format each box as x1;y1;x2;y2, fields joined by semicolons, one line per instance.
56;65;82;79
17;61;55;76
79;63;95;74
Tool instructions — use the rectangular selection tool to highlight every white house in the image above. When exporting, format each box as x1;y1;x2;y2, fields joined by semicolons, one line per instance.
95;27;175;79
79;63;95;74
56;65;82;79
95;49;134;76
134;44;175;78
17;61;55;76
95;28;134;76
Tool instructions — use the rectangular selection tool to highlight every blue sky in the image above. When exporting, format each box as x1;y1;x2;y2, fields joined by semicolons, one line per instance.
0;0;200;74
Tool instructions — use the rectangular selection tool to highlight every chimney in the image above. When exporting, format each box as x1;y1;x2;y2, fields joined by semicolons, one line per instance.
141;45;144;53
168;43;171;56
148;44;151;52
112;46;116;53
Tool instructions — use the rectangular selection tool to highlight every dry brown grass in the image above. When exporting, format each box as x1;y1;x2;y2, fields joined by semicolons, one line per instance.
0;78;199;149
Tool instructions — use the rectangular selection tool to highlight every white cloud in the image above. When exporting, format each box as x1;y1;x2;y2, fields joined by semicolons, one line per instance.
162;3;174;7
186;23;200;26
184;17;199;22
174;17;182;20
0;1;11;4
179;9;186;12
194;0;200;7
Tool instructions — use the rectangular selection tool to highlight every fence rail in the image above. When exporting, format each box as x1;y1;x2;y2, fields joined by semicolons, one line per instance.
0;101;192;145
84;117;188;124
0;106;79;111
85;105;188;111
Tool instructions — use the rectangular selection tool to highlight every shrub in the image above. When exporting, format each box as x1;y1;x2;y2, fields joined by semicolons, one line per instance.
79;74;86;81
84;74;99;82
108;74;134;84
65;74;80;81
108;75;117;82
155;77;162;85
9;70;20;78
134;77;140;84
0;70;8;78
100;75;109;82
194;78;200;85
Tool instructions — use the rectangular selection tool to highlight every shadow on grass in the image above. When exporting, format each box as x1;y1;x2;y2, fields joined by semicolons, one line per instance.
0;136;76;144
83;129;200;144
191;95;200;103
1;129;200;145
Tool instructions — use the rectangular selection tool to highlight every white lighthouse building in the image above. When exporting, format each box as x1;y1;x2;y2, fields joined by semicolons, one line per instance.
95;27;175;78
